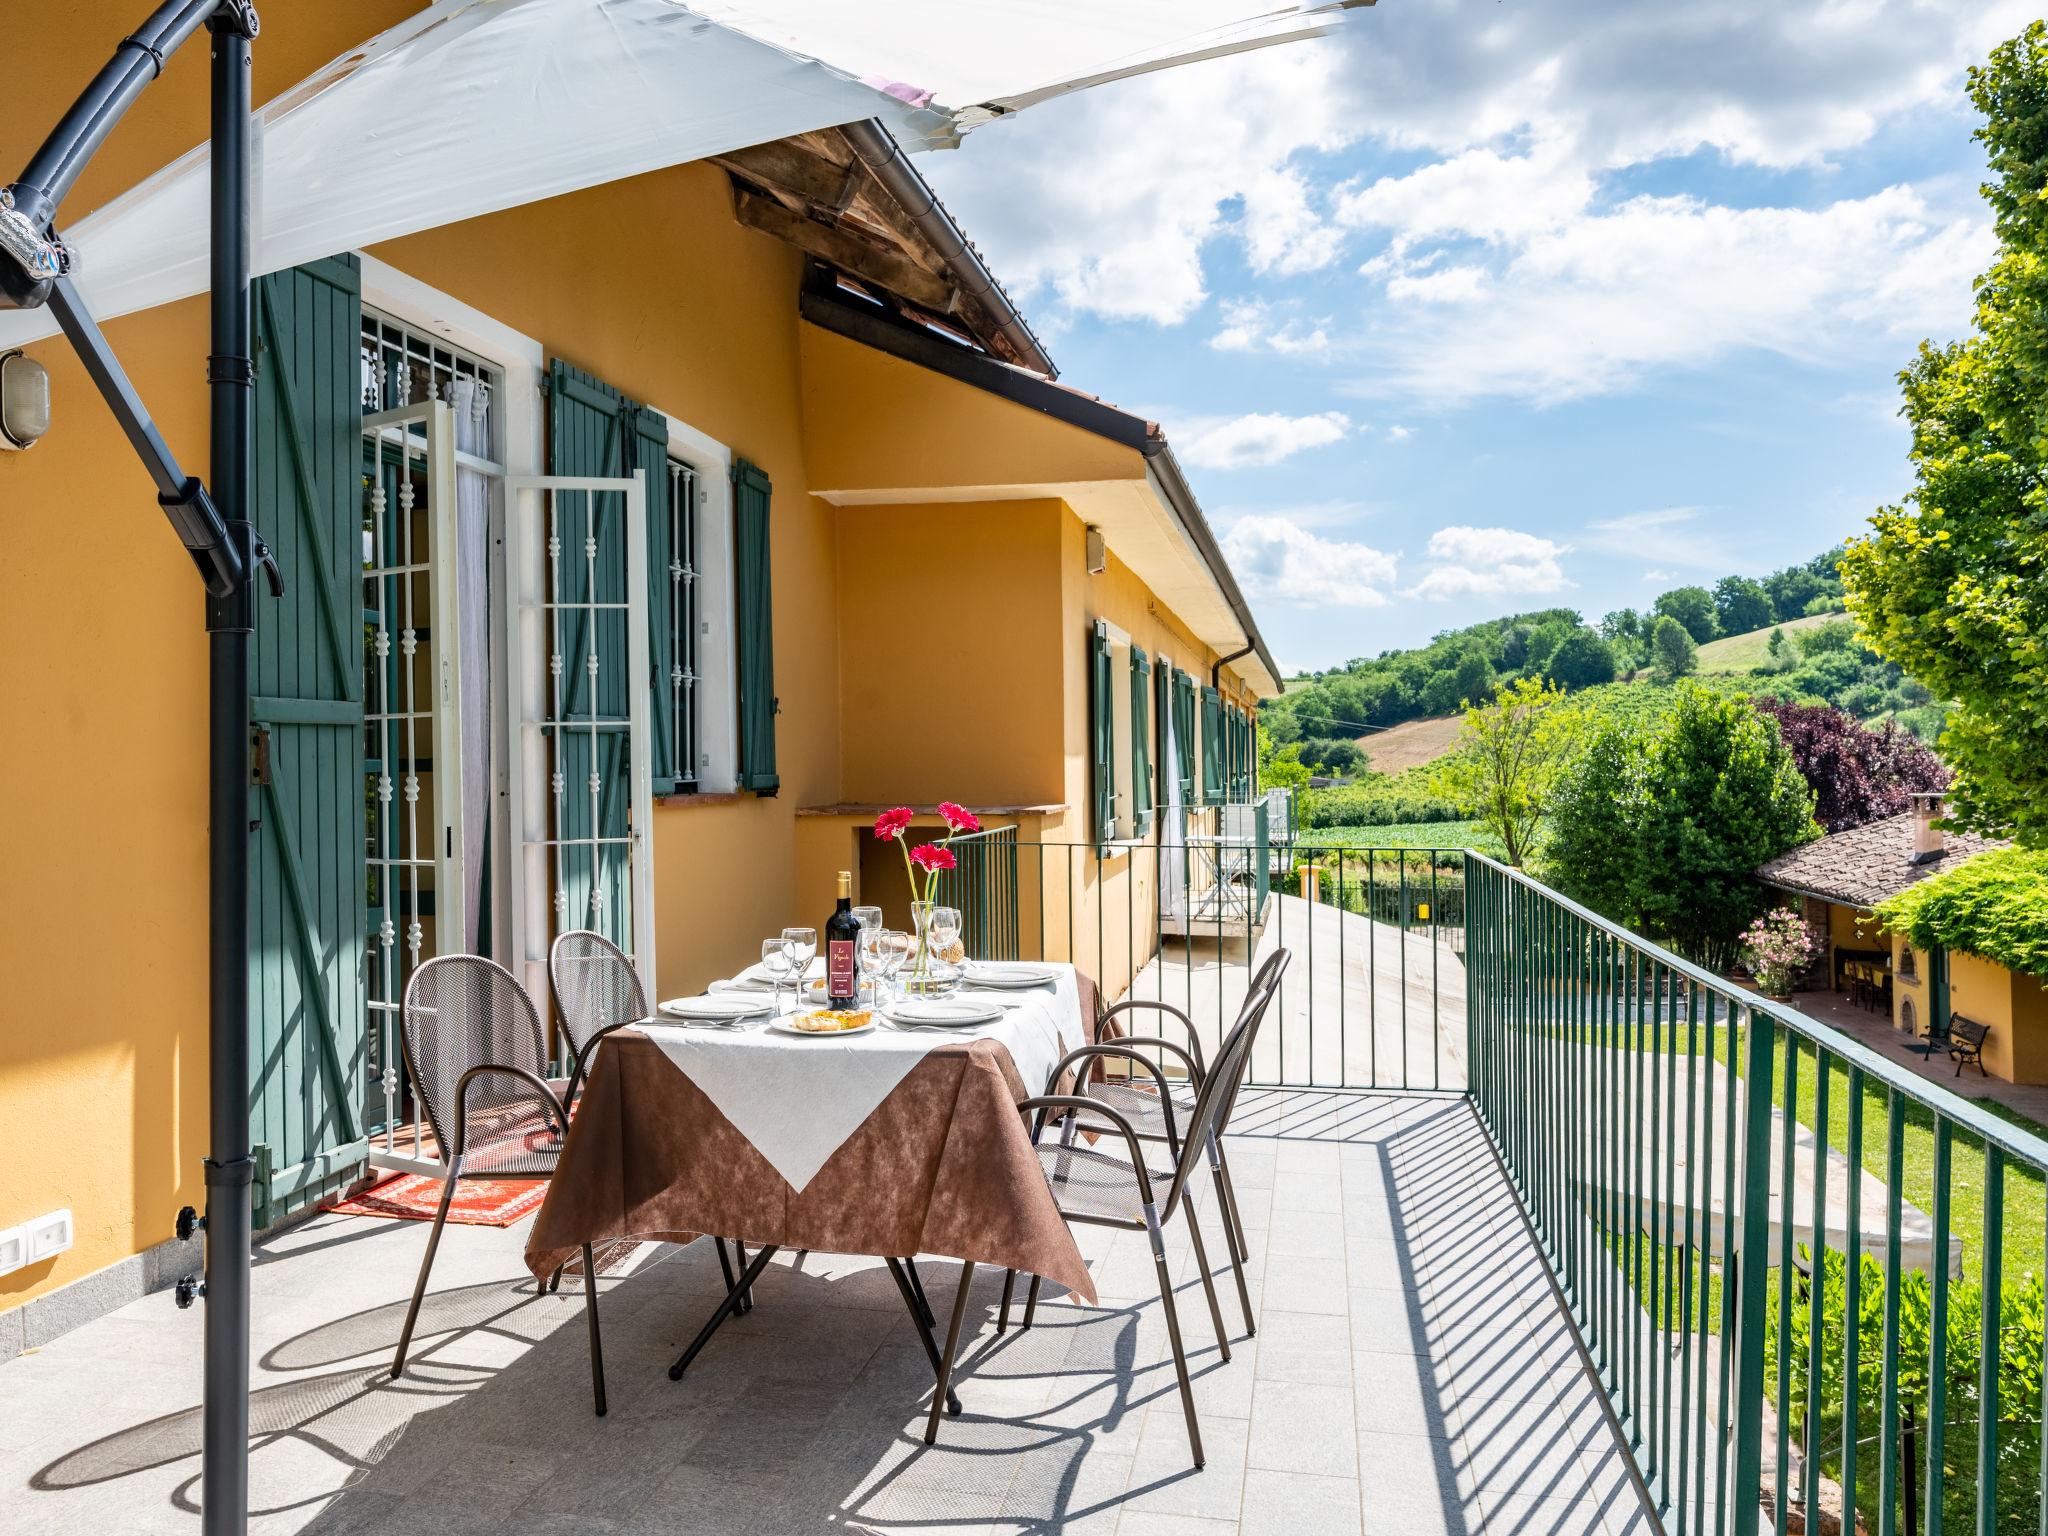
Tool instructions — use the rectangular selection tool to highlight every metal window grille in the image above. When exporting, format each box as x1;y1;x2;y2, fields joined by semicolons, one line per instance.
667;458;700;790
359;307;499;1152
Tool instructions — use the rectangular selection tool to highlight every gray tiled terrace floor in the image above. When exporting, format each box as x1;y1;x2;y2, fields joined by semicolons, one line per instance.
2;1092;1653;1535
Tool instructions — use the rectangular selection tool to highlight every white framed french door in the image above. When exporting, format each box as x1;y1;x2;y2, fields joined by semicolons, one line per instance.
504;472;659;1014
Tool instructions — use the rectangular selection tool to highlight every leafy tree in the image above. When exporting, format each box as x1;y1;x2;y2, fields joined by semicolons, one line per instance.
1651;614;1698;680
1762;626;1793;671
1451;649;1495;707
1497;624;1532;671
1546;686;1819;967
1600;608;1645;645
1749;698;1950;831
1841;23;2048;845
1712;575;1775;636
1545;630;1618;691
1764;564;1825;622
1256;721;1311;790
1431;678;1586;867
1297;737;1364;776
1420;668;1460;716
1654;585;1719;643
1797;616;1858;655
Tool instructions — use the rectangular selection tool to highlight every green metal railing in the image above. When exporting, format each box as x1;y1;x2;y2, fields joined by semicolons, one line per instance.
1464;852;2048;1536
938;823;1020;962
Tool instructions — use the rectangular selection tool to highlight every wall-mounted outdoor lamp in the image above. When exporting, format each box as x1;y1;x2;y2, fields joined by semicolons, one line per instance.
0;349;49;449
1085;524;1107;574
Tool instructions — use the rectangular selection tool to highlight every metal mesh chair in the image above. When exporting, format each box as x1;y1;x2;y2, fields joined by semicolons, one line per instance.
548;928;649;1106
548;929;758;1309
1041;948;1290;1337
947;949;1291;1469
389;954;607;1415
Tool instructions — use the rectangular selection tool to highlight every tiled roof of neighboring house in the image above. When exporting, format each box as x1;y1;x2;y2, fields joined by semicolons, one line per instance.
1756;812;2009;909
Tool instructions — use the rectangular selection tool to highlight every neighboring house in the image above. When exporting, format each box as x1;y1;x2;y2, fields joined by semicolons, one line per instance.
0;14;1275;1343
1756;796;2048;1082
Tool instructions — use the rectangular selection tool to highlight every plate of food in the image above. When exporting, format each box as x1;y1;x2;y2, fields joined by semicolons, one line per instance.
769;1008;877;1038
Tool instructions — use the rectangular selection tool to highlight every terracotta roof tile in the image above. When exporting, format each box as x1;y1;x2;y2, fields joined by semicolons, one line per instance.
1756;812;2008;909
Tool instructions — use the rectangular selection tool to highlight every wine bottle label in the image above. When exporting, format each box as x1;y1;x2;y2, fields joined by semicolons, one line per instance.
827;939;856;997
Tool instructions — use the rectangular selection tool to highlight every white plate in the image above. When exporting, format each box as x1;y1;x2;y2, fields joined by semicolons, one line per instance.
964;963;1058;989
768;1016;878;1039
886;999;1005;1029
659;994;770;1022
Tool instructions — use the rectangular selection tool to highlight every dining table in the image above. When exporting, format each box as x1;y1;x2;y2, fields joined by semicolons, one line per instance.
523;958;1107;1407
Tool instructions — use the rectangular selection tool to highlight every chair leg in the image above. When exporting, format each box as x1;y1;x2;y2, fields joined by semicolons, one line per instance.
391;1163;461;1379
582;1243;607;1417
1211;1134;1249;1264
923;1261;977;1446
1148;1207;1204;1470
1022;1273;1043;1330
714;1236;738;1295
1182;1202;1232;1363
1210;1158;1256;1337
997;1269;1016;1334
734;1239;754;1314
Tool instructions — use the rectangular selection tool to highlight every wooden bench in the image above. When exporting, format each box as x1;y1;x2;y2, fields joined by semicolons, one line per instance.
1947;1014;1990;1077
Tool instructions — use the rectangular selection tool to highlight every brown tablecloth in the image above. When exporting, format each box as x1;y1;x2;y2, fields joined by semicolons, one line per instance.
524;1030;1097;1303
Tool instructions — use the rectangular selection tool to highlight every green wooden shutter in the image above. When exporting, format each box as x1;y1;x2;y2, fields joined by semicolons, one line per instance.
547;360;666;941
1172;668;1196;804
1130;647;1154;839
733;458;779;794
249;254;368;1223
629;407;678;793
1200;686;1224;805
1090;622;1115;849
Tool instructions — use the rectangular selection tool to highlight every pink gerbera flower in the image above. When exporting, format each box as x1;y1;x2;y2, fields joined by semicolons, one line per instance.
937;801;981;834
909;843;957;874
873;806;915;841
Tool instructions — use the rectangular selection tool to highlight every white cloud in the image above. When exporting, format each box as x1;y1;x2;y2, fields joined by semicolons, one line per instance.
1644;570;1672;583
1583;507;1734;571
1175;410;1352;470
1346;184;1992;405
1411;526;1570;600
1219;515;1397;607
919;47;1353;323
1209;298;1333;357
1385;425;1414;443
918;0;2027;370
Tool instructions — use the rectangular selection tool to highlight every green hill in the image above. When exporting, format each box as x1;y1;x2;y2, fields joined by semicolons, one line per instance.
1694;613;1838;674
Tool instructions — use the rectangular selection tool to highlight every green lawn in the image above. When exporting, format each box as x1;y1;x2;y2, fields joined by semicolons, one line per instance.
1693;612;1838;674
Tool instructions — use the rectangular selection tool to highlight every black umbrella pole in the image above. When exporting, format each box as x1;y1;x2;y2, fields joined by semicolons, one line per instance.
201;9;256;1534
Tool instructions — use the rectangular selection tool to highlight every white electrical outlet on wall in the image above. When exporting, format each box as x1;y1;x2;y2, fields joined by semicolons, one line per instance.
25;1209;72;1263
0;1209;72;1275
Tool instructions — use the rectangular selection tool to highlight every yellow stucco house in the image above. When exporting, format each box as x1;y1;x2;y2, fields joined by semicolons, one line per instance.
0;8;1278;1347
1757;798;2048;1084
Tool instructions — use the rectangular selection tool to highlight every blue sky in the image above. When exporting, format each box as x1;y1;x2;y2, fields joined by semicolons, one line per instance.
920;0;2032;674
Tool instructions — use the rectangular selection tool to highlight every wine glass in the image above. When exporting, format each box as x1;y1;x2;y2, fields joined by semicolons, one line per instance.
782;926;817;999
857;924;885;1004
878;929;911;1002
853;904;883;934
759;937;795;1015
928;906;962;971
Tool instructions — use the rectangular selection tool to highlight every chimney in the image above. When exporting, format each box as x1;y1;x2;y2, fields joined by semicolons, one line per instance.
1909;791;1946;865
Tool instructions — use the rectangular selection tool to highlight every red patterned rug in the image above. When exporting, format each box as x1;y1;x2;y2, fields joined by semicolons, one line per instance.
326;1172;547;1228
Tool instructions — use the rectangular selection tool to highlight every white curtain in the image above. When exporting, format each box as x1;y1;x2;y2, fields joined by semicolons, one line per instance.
1160;702;1187;923
445;377;493;955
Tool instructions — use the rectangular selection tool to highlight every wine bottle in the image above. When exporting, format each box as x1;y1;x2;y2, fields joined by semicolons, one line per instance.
825;870;860;1008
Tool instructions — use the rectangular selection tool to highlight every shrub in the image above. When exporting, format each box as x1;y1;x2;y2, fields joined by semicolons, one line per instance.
1749;698;1949;832
1738;907;1816;994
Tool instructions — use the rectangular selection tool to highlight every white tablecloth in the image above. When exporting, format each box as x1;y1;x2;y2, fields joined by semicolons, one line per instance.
639;964;1086;1192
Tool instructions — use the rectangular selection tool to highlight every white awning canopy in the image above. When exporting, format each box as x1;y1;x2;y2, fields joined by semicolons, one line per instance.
0;0;1362;347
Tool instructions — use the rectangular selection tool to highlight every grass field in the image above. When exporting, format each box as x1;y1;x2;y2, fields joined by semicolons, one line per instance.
1354;712;1465;771
1292;819;1506;857
1693;611;1840;674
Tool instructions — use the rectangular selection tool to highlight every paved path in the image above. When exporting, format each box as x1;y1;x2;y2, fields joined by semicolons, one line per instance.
1;1092;1649;1535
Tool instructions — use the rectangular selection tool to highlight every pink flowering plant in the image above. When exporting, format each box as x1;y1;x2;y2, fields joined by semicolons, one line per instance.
874;801;982;978
1739;908;1817;998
